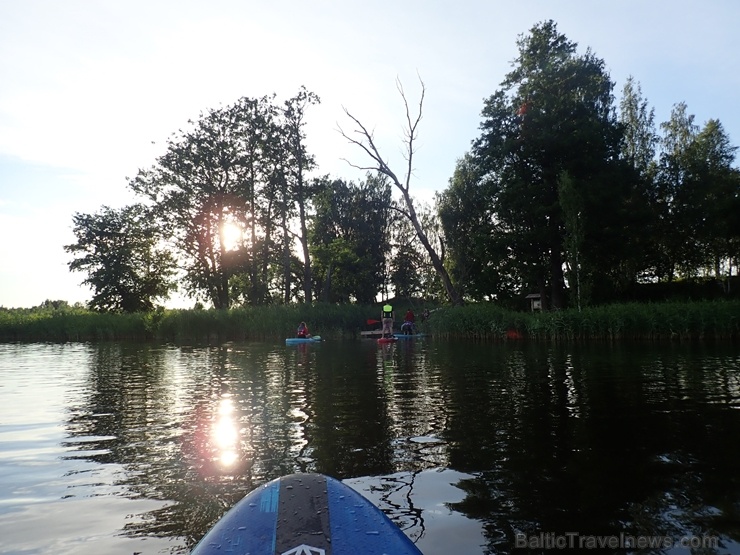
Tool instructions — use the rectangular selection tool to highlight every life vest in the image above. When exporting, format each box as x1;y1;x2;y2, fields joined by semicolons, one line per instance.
382;304;393;318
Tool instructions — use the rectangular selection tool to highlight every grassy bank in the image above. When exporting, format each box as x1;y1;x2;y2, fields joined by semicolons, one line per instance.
426;300;740;341
1;300;738;343
0;303;376;343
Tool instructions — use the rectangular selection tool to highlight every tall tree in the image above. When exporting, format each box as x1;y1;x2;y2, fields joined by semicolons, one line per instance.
240;95;281;305
690;120;740;285
617;76;661;286
655;102;701;279
280;87;320;304
65;204;176;312
658;112;740;281
469;20;628;308
129;95;287;308
339;78;464;305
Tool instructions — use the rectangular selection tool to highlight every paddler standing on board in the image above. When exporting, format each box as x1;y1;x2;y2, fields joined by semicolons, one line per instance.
381;303;394;338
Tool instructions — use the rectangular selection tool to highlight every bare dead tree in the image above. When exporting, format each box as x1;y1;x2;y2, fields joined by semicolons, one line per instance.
338;77;463;305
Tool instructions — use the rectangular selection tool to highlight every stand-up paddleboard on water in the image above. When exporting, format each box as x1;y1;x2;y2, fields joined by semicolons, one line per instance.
285;336;321;345
377;336;398;344
393;333;426;340
191;472;423;555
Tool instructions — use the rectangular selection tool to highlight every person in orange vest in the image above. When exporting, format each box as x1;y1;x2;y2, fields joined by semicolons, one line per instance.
296;321;310;338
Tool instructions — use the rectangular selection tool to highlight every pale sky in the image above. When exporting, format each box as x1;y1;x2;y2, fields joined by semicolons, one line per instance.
1;0;738;308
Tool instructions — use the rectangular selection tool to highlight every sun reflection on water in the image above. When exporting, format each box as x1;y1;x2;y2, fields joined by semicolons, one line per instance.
213;395;239;469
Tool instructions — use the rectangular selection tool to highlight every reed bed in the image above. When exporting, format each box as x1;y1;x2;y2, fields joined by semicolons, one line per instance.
1;300;738;343
0;306;147;342
426;300;740;341
0;303;375;343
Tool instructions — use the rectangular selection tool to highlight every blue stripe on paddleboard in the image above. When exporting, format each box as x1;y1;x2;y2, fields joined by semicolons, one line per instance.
261;481;279;512
190;479;280;555
259;480;280;554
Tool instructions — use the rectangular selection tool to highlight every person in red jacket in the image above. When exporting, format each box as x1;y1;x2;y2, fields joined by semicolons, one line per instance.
404;309;415;323
402;309;416;335
296;321;310;338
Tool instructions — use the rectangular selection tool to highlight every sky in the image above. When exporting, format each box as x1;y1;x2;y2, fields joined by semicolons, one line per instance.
1;0;739;309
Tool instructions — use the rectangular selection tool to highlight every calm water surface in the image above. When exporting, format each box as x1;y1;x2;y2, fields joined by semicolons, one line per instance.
0;339;739;554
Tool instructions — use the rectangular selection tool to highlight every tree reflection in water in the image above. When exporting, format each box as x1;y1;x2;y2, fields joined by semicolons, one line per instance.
43;341;740;554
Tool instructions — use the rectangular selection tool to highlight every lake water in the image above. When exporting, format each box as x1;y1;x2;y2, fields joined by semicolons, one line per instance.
0;339;739;555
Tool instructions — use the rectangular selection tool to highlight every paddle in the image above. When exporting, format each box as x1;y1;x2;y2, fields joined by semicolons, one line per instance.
366;319;381;325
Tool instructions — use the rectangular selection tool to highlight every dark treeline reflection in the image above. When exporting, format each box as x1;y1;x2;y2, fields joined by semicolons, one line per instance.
432;342;740;553
61;340;740;552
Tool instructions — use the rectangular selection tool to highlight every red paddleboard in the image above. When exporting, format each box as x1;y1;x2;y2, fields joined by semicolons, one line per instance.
377;336;398;344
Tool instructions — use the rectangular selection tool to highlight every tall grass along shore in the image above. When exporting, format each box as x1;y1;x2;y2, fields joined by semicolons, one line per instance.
427;300;740;341
0;300;738;343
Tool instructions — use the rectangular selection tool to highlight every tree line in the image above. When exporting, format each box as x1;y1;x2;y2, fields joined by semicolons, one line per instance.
65;20;740;312
439;20;740;309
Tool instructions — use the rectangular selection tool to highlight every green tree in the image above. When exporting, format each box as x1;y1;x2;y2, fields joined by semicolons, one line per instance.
280;87;321;304
389;211;425;300
655;102;701;279
437;153;517;302
310;177;347;302
619;76;658;176
413;202;449;301
617;76;662;286
389;244;422;299
310;175;392;303
690;120;740;286
238;95;281;306
37;299;72;311
129;94;314;308
65;204;176;312
657;112;740;283
131;99;258;308
469;20;630;308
